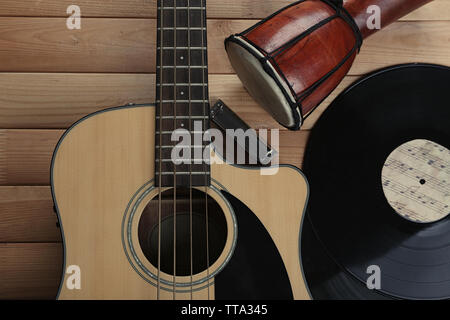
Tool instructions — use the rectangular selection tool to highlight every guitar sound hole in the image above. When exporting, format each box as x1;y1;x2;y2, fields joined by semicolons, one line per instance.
138;188;228;277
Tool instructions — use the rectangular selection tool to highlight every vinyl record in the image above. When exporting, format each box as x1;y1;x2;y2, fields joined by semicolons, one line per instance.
302;210;391;300
302;64;450;300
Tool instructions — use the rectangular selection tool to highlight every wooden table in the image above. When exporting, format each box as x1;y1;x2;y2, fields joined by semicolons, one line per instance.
0;0;448;299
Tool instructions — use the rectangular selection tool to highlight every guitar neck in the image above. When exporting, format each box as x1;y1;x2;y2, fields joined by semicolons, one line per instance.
155;0;211;187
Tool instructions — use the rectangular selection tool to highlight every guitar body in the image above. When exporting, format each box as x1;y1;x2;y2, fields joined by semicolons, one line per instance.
51;104;310;300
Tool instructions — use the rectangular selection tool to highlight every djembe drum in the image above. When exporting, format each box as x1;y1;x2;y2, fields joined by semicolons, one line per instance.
225;0;433;130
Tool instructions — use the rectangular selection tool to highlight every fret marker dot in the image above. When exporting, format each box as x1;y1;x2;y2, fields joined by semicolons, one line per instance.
180;56;184;61
181;91;184;96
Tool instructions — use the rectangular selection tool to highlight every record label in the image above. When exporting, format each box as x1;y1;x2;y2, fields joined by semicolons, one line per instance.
382;139;450;223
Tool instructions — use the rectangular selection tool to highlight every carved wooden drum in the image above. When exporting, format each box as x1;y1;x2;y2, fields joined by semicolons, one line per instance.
226;0;362;130
225;0;432;130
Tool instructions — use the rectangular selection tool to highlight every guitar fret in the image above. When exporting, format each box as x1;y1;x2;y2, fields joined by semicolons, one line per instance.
158;47;207;50
156;145;209;149
156;172;211;175
156;116;208;119
158;7;206;9
156;0;210;187
156;159;206;162
156;83;207;86
158;27;206;31
157;66;207;69
157;131;205;134
157;100;209;103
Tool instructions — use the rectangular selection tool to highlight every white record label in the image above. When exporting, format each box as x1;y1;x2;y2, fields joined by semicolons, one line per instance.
382;139;450;223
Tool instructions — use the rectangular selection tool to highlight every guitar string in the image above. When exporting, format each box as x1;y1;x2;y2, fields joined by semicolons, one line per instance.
172;0;178;300
158;0;209;300
187;0;194;301
200;0;211;301
157;0;164;301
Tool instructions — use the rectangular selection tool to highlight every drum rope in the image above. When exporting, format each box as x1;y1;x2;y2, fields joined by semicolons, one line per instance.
267;15;339;58
226;0;363;127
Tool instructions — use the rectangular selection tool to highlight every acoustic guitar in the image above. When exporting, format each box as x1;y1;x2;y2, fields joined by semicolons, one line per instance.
51;0;309;300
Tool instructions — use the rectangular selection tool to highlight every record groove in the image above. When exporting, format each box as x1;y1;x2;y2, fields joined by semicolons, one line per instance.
302;64;450;300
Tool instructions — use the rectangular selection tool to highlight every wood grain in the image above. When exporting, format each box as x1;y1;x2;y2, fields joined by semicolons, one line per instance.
0;73;357;130
0;0;447;300
52;105;215;299
0;243;62;299
0;73;154;129
345;0;435;39
403;0;450;21
0;186;60;242
353;21;450;73
0;0;445;20
51;106;309;299
0;129;63;186
0;18;448;74
0;18;154;73
279;130;311;169
0;129;308;186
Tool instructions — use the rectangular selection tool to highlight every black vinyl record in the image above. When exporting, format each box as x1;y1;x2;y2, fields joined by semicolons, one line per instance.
302;64;450;300
302;210;391;300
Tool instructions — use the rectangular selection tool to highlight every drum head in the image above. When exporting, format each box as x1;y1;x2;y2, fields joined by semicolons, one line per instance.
226;37;300;129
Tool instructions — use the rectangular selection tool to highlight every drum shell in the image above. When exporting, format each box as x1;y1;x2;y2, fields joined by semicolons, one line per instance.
226;0;360;129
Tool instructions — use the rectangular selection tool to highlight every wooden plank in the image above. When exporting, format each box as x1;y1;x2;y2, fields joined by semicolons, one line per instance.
209;75;282;130
0;0;445;20
352;21;450;75
0;243;62;299
0;186;60;242
279;130;310;169
0;73;281;129
0;129;63;186
404;0;450;21
0;73;154;129
0;18;448;74
210;20;450;76
0;18;154;73
0;129;309;185
0;71;434;131
0;0;289;18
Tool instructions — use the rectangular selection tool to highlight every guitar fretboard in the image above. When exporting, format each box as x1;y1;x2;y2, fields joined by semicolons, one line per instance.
155;0;210;187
